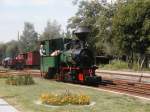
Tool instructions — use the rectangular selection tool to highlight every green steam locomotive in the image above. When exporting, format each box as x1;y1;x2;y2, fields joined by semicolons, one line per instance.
40;26;101;84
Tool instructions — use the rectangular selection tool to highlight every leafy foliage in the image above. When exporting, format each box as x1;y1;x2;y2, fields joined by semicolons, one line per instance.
68;0;115;55
19;22;38;53
112;0;150;67
101;60;129;70
5;40;19;57
0;40;19;62
69;0;150;68
40;20;61;40
0;43;6;62
95;4;116;55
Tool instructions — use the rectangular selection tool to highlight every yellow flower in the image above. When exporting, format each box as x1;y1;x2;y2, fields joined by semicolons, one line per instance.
40;92;90;105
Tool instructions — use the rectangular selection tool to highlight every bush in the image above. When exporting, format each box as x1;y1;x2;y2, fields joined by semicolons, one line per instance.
6;75;35;85
40;90;90;106
101;60;144;71
102;60;128;70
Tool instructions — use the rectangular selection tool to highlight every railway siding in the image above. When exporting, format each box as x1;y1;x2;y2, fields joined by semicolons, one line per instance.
96;69;150;83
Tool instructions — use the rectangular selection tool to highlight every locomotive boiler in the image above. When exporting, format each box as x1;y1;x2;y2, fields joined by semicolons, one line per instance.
40;26;101;84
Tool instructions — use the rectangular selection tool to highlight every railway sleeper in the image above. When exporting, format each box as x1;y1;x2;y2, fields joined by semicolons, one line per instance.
104;85;150;96
100;86;150;96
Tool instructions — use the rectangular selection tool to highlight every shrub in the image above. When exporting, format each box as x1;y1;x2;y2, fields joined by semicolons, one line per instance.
40;90;90;106
101;60;144;71
6;74;35;85
102;60;128;70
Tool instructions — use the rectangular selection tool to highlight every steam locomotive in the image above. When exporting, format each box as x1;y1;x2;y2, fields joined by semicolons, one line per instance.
40;26;102;84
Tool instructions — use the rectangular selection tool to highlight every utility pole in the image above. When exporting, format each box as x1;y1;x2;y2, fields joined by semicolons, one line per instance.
18;31;20;41
17;31;21;53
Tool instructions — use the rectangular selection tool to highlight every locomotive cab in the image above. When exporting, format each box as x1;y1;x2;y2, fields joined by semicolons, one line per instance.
40;38;64;78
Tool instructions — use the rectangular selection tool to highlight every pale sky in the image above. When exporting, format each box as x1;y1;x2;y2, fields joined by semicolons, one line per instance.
0;0;115;43
0;0;78;42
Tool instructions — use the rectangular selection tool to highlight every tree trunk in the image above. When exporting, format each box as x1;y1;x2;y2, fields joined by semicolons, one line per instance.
140;55;145;69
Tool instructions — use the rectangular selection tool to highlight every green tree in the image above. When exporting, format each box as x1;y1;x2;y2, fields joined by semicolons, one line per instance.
68;0;115;55
95;4;116;55
40;20;61;40
19;22;38;53
112;0;150;68
0;43;6;62
5;40;19;57
68;0;104;51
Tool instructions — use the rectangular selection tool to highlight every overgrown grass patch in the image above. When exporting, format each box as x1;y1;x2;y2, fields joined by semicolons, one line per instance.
6;75;35;85
0;78;149;112
100;60;150;71
101;60;129;70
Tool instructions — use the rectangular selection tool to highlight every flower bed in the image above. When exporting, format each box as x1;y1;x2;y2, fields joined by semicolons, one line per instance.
6;75;35;85
40;91;90;106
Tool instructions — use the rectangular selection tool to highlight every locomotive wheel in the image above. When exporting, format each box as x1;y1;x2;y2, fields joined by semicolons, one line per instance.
15;62;24;70
64;73;72;82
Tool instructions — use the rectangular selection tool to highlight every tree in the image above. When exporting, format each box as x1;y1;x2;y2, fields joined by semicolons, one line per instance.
63;30;73;39
19;22;38;53
95;4;116;55
112;0;150;68
40;20;61;40
68;0;103;30
0;43;6;62
68;0;115;55
68;0;103;51
5;40;19;57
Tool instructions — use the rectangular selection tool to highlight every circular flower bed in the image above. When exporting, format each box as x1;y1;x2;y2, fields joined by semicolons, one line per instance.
40;91;90;106
6;75;35;85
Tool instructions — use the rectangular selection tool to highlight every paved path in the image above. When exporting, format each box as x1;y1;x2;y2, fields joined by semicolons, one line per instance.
0;99;19;112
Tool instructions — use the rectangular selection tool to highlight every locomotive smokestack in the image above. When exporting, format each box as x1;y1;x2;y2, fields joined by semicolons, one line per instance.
74;26;90;41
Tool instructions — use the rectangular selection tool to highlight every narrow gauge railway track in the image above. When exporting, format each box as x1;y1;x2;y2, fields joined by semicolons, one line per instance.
96;70;150;98
96;70;150;83
99;79;150;98
0;69;8;73
0;69;41;77
96;70;150;78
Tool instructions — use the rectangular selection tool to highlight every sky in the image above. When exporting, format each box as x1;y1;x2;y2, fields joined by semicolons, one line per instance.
0;0;115;43
0;0;78;42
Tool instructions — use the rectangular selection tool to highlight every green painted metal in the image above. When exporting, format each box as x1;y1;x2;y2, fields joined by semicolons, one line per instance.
60;52;74;64
40;56;59;72
43;38;64;56
40;38;64;73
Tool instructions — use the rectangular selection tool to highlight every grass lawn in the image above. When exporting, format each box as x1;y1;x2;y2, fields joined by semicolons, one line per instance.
0;77;149;112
